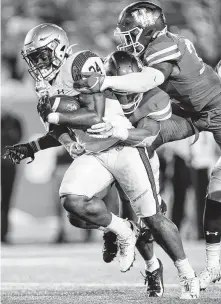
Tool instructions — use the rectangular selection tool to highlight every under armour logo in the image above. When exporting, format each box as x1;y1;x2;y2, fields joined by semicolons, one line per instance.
205;231;219;236
57;89;65;94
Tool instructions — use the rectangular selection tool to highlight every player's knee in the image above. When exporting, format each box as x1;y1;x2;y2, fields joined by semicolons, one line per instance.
143;212;178;233
207;163;221;202
67;212;98;230
61;194;89;215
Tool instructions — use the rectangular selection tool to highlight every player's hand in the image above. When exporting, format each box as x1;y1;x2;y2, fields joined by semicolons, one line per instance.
68;142;85;159
37;94;52;122
87;117;114;138
87;117;129;140
73;72;106;94
2;143;35;164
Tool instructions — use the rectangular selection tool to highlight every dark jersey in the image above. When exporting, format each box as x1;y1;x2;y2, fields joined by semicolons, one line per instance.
143;31;221;112
128;87;171;125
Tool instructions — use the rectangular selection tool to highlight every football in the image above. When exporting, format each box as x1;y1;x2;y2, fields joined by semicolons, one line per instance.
49;95;80;113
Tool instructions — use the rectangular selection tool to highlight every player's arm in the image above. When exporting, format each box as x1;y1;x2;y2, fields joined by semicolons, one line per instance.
3;132;61;164
3;125;81;164
87;117;160;147
101;66;165;93
47;93;105;130
122;123;161;147
76;42;179;94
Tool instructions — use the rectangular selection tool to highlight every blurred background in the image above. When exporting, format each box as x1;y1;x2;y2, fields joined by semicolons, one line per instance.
1;0;221;244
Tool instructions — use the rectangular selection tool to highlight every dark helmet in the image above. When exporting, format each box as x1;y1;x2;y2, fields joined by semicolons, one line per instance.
115;1;166;56
105;50;143;114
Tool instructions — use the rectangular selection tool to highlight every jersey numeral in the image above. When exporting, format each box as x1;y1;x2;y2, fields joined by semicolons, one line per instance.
89;62;103;74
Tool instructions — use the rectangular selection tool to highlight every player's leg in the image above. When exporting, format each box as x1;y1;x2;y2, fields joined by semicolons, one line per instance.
199;154;221;289
102;184;119;263
192;111;221;289
59;154;137;272
109;146;199;299
122;191;165;297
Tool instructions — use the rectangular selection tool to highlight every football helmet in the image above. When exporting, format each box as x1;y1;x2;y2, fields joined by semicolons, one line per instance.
21;23;70;81
115;1;166;56
105;50;143;114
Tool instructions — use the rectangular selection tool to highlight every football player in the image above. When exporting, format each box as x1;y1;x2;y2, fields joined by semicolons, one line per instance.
75;0;221;290
4;23;200;299
6;23;141;273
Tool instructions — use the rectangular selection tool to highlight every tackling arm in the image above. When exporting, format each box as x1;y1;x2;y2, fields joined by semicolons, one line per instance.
101;67;165;93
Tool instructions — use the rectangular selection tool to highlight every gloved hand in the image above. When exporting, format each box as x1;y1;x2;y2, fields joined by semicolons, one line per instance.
37;94;52;122
87;117;129;140
68;141;85;159
2;142;39;164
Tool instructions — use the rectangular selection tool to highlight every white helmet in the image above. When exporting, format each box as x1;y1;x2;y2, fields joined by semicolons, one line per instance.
21;23;70;81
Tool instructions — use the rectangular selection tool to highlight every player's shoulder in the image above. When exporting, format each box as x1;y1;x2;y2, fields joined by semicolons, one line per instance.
65;50;105;78
143;31;182;66
65;50;99;69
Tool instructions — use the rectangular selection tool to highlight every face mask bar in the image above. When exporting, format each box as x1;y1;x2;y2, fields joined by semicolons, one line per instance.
114;27;145;56
21;40;63;81
116;92;143;114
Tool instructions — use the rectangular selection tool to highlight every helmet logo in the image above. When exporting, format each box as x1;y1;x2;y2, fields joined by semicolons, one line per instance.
39;34;53;41
131;9;156;27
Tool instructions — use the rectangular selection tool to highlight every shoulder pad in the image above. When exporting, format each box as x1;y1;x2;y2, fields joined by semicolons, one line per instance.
144;34;181;66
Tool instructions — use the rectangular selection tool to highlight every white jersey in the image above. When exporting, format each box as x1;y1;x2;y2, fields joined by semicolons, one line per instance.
35;50;132;152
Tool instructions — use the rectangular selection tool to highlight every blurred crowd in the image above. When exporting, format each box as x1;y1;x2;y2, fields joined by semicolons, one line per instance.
1;0;221;243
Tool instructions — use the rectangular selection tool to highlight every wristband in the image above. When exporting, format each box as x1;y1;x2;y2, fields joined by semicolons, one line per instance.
47;113;60;124
112;127;129;141
29;140;41;153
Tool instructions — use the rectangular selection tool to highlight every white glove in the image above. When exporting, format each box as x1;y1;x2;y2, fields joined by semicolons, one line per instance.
67;141;85;159
87;117;129;140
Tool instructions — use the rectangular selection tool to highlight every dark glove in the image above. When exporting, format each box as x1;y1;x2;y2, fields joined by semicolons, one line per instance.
37;94;52;122
2;142;39;164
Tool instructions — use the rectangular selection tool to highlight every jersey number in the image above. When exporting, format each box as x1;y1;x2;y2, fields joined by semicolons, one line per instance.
89;62;103;74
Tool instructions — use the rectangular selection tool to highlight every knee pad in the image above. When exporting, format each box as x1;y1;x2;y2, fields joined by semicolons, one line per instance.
204;198;221;242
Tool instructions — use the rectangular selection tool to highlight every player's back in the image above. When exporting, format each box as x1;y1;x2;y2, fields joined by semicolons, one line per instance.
144;31;221;112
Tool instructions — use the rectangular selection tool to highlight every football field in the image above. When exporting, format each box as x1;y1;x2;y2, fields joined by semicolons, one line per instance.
2;242;221;304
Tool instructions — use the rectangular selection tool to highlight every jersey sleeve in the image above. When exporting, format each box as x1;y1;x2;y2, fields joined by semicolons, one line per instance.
144;37;182;67
70;50;105;81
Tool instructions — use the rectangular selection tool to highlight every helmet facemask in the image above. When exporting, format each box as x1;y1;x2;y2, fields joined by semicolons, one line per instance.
115;6;165;57
22;39;65;82
115;27;145;56
114;91;143;114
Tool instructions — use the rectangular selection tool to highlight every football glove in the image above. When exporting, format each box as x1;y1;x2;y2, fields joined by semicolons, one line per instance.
68;141;85;159
73;72;106;94
2;142;39;164
37;94;52;122
87;117;129;140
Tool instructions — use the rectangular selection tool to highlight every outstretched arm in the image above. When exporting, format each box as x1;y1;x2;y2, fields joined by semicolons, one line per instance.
2;125;83;164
